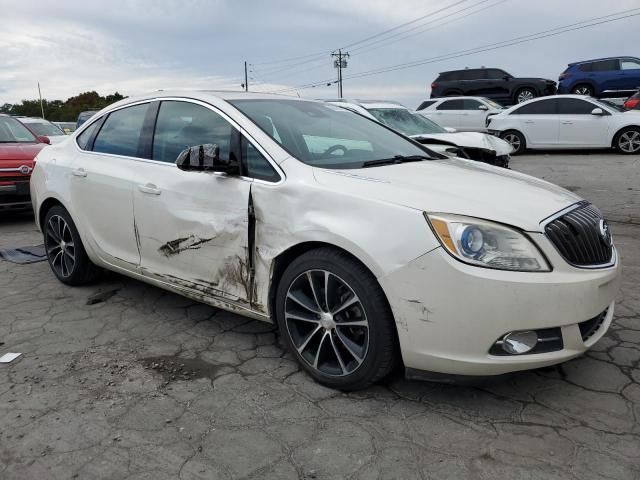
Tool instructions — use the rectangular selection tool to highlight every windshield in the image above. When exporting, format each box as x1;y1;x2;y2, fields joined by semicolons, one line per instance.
24;121;64;136
0;117;37;143
367;108;447;136
481;98;503;109
230;99;435;168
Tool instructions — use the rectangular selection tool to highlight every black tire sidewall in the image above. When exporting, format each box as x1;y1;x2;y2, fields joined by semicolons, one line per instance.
614;127;640;155
43;205;94;285
275;249;397;390
515;88;536;104
501;130;525;155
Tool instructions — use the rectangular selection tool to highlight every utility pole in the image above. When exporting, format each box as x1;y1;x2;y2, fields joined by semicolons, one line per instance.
37;82;45;118
331;49;349;98
243;61;248;92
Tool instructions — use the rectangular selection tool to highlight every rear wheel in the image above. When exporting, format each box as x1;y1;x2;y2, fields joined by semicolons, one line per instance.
614;127;640;154
275;248;398;391
571;84;594;96
500;130;526;155
43;205;100;285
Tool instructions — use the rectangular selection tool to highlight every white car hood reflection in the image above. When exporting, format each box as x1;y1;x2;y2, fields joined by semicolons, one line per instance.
410;132;513;155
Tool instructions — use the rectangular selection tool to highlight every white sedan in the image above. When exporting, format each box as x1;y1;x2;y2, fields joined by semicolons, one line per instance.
487;94;640;154
31;92;620;390
327;100;512;167
417;96;504;132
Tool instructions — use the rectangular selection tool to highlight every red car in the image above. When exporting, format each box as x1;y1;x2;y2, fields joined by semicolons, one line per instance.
624;91;640;110
0;115;49;211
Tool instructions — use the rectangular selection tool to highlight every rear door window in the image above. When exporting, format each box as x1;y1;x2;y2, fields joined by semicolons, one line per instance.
557;98;597;115
92;103;149;157
459;70;482;80
512;99;557;115
590;59;619;72
152;101;233;164
437;99;465;110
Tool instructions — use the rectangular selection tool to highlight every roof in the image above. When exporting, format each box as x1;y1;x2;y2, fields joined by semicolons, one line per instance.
568;56;640;65
18;117;53;123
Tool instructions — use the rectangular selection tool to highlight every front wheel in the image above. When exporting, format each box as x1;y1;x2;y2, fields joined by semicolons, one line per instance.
571;84;594;96
43;205;100;285
614;127;640;154
515;88;536;104
501;130;526;155
275;248;398;391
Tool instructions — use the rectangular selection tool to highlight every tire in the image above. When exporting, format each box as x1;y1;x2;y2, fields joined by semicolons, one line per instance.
515;88;536;104
500;130;526;155
613;127;640;155
275;248;398;391
43;205;100;285
571;84;594;96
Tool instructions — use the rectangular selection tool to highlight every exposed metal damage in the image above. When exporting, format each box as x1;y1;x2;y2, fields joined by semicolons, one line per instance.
158;235;214;257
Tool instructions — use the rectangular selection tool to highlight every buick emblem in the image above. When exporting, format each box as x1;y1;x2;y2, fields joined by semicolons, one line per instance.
599;219;612;247
19;165;32;175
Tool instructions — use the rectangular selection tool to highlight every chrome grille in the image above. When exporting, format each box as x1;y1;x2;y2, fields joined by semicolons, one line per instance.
545;203;613;267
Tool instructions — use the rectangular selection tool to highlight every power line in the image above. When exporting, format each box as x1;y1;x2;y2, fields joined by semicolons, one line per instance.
248;0;479;79
267;9;639;94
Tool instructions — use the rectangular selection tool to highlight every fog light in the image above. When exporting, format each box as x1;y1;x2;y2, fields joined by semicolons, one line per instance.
502;331;538;354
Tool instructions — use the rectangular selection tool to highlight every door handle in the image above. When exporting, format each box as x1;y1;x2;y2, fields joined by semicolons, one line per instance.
523;120;534;124
561;121;573;125
138;183;161;195
72;168;87;177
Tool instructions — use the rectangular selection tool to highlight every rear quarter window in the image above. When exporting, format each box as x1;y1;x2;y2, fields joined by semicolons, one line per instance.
417;100;436;110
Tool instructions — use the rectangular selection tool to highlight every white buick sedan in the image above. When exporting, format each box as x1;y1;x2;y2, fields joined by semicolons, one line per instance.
488;94;640;155
31;92;621;390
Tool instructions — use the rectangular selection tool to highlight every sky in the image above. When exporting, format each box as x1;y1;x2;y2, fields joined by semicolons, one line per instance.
1;0;638;109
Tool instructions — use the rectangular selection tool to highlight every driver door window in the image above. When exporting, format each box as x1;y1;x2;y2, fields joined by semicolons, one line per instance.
152;101;233;163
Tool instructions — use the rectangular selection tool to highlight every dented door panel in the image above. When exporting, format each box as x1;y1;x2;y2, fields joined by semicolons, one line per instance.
133;161;254;306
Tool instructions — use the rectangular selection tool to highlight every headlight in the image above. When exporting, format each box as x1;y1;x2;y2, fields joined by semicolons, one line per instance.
425;213;550;272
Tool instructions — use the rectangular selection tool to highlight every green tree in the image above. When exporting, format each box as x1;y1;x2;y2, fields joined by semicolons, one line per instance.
4;91;126;121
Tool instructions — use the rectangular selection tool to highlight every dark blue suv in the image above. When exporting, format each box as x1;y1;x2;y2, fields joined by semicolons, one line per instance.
558;57;640;98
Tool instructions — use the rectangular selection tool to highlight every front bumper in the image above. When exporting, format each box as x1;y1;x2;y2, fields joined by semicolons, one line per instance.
379;235;621;376
0;181;32;210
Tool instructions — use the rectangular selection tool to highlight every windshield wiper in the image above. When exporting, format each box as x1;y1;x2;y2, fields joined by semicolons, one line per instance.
362;154;432;168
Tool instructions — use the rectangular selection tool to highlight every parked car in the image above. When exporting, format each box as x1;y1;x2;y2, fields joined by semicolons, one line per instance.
430;68;557;105
17;117;67;144
416;96;504;132
0;115;48;211
558;57;640;98
53;121;77;134
76;110;99;129
327;99;512;167
624;90;640;110
487;94;640;155
31;92;620;390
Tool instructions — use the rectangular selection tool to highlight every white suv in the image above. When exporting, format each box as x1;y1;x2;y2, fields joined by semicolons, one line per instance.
31;92;620;390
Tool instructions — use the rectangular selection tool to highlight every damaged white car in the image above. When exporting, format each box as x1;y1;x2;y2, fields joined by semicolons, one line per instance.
31;92;620;390
326;100;513;168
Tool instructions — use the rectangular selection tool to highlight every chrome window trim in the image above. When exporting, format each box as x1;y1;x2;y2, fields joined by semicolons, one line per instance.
72;96;285;185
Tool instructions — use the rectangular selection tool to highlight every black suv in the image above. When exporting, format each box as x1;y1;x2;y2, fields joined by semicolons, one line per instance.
430;68;557;105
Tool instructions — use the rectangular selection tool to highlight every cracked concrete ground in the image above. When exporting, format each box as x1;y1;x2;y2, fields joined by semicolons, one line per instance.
0;151;638;479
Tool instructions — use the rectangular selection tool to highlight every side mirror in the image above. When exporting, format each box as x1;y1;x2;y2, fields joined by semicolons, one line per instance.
37;135;50;145
176;144;237;173
444;127;457;133
478;105;489;111
591;108;605;116
502;75;510;81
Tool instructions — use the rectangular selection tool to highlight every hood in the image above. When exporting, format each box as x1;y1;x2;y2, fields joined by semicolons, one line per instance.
519;77;556;84
0;143;46;164
411;132;513;155
313;159;580;231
